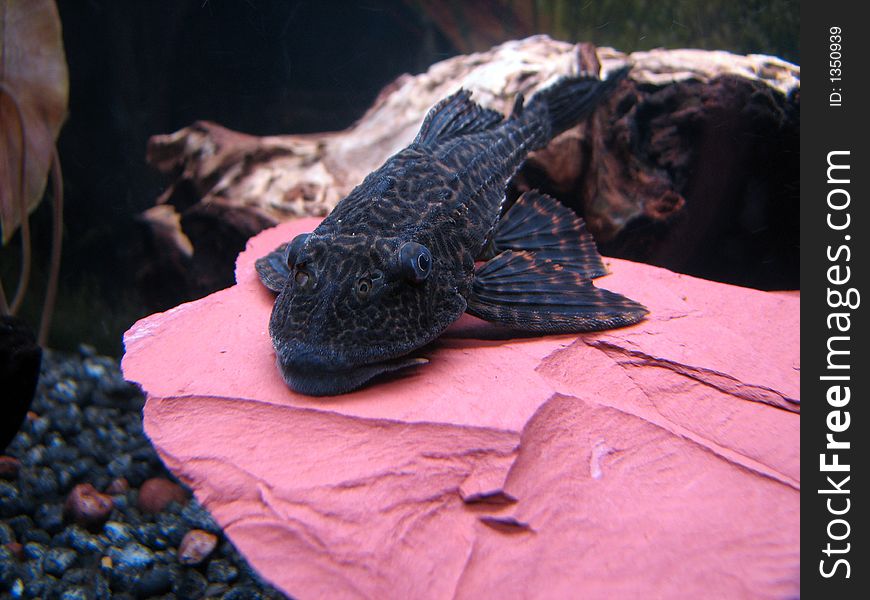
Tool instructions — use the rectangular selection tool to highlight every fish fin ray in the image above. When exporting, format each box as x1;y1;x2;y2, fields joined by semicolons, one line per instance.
495;190;607;279
255;244;289;294
414;89;504;146
468;250;648;332
527;66;630;138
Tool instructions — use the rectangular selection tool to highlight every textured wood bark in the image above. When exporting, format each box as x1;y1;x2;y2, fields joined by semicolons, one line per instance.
140;36;799;308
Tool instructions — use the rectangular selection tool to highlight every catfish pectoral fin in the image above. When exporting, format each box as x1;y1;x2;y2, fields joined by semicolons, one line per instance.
467;250;647;333
255;243;291;293
493;190;607;279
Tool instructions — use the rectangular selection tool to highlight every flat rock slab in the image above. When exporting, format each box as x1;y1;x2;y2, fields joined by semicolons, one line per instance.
122;218;800;599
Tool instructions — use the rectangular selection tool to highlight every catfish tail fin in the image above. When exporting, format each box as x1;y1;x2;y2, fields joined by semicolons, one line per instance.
528;66;630;138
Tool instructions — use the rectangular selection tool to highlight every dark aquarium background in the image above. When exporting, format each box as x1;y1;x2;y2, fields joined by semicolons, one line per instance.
2;0;799;356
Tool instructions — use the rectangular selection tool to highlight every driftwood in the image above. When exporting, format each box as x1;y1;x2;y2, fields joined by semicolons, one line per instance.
139;35;799;309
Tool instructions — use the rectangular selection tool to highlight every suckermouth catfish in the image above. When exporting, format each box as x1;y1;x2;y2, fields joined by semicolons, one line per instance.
255;66;647;395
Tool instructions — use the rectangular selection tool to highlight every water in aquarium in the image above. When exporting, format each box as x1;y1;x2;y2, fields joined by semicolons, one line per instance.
1;1;799;597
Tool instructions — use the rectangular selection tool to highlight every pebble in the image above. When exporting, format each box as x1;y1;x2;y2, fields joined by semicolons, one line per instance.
206;558;239;583
0;545;20;583
52;378;79;403
34;503;65;533
108;541;155;571
22;444;47;467
138;477;187;513
107;454;132;478
172;568;208;599
21;527;51;545
103;521;134;545
0;350;286;599
59;586;91;600
0;455;20;479
43;547;77;576
178;529;218;566
63;525;106;553
132;564;174;596
23;541;46;561
180;499;220;533
20;465;60;497
136;522;170;550
105;477;130;495
4;541;24;561
0;480;25;517
5;515;34;538
0;521;14;543
64;483;114;530
25;414;50;439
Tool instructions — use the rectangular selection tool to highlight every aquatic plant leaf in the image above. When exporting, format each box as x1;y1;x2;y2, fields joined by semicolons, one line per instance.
0;0;69;244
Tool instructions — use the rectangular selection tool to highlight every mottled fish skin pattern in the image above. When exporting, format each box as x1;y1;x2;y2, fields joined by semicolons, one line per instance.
257;67;647;395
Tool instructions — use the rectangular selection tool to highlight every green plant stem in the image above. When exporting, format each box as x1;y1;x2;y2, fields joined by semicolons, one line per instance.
38;146;63;346
0;82;32;316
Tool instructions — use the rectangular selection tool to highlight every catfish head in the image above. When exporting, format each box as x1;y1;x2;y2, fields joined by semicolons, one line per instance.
257;230;468;395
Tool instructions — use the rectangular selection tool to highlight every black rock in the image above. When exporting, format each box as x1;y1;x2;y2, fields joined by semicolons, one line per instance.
107;454;132;478
172;568;208;599
222;584;265;600
20;465;60;497
180;501;220;534
24;576;47;598
0;480;24;518
0;545;20;585
23;541;47;561
5;514;35;538
44;547;77;576
1;349;287;599
154;512;186;547
60;585;94;600
103;521;134;546
0;521;14;544
206;558;239;584
22;557;44;579
22;443;47;466
94;573;112;600
62;525;106;554
132;564;174;597
108;541;155;572
21;527;52;545
61;566;95;585
34;503;65;533
0;315;42;452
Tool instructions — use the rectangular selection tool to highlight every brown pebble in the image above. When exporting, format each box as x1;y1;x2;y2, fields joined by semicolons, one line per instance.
105;477;130;495
178;529;218;566
138;477;188;513
0;455;20;479
64;483;114;530
4;541;24;561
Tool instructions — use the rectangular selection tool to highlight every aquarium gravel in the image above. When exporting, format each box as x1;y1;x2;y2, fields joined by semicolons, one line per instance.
0;346;287;599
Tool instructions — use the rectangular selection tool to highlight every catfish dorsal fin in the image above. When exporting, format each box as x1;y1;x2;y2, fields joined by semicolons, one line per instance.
413;89;505;146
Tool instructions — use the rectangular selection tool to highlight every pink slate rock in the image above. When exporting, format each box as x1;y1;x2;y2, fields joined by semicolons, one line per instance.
122;218;800;599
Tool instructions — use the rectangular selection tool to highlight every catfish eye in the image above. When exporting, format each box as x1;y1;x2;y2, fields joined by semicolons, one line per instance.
295;269;311;288
356;276;373;298
399;242;432;283
284;233;311;268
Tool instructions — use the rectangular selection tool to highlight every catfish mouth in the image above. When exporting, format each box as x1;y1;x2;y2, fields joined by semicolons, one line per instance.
277;354;429;396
